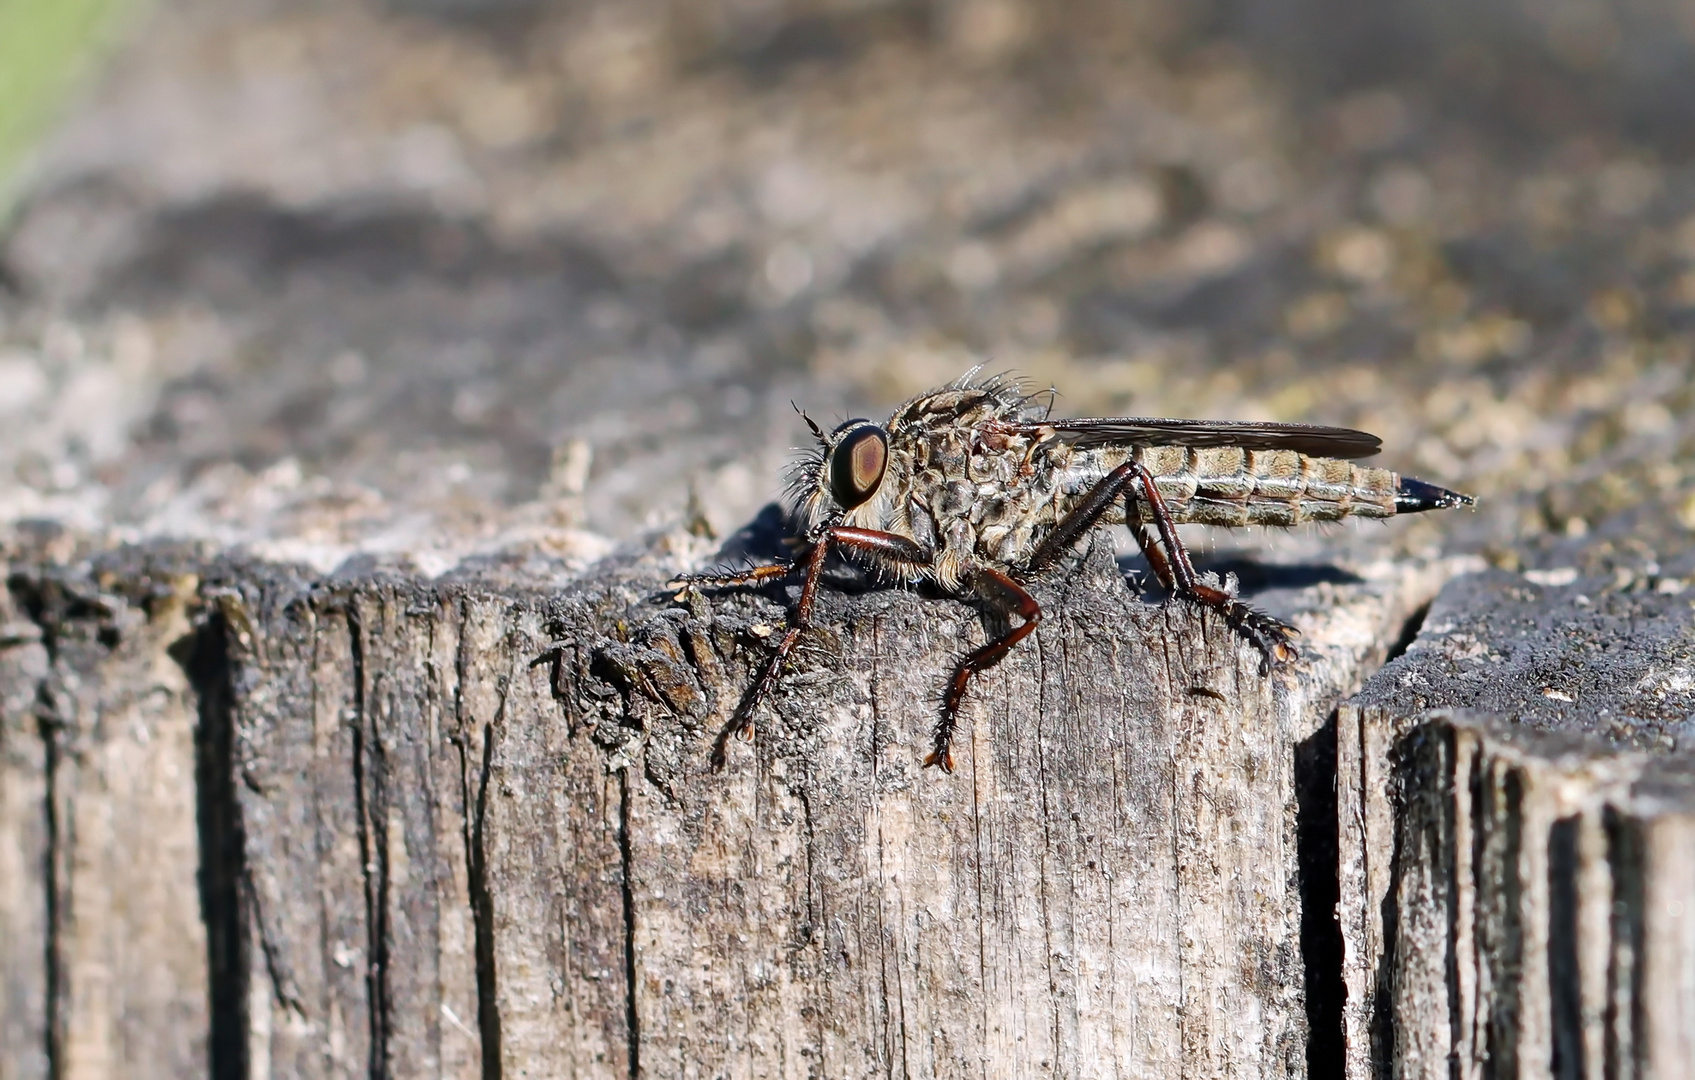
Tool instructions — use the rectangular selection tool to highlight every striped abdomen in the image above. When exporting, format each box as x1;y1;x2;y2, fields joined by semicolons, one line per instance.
1127;445;1399;527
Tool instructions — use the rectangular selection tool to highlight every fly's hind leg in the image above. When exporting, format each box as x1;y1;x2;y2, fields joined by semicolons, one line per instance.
1024;460;1296;673
927;568;1042;773
1124;471;1298;673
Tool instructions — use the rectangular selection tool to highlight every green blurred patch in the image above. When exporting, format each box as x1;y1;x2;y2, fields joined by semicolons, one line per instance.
0;0;136;211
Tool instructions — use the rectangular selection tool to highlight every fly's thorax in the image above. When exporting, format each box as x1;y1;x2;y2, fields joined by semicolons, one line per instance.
1075;444;1399;527
888;380;1042;435
893;435;1072;583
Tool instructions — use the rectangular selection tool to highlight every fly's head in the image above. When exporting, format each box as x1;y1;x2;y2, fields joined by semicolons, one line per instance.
788;412;892;536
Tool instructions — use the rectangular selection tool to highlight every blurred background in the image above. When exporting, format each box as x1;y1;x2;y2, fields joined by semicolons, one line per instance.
3;0;1695;575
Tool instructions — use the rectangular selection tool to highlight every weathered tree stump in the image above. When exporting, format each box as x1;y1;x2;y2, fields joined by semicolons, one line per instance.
1;533;1453;1077
7;0;1695;1077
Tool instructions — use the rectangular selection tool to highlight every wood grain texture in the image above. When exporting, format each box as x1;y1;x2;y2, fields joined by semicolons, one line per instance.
1370;713;1695;1080
566;541;1445;1078
2;532;1447;1078
1339;567;1695;1080
1;575;53;1080
0;556;209;1080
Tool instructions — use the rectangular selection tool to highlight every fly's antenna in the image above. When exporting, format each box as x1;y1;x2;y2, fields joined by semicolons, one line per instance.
793;401;826;443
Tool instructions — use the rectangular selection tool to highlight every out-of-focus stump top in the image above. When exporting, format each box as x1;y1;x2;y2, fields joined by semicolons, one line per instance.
1;0;1694;580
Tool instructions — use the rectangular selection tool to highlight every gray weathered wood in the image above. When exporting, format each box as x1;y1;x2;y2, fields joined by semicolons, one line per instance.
0;555;208;1078
1339;568;1695;1079
3;531;1452;1077
8;0;1695;1075
1;571;53;1079
1373;713;1694;1080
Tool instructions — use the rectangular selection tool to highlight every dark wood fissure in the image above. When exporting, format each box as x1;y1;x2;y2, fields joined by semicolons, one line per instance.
180;610;249;1080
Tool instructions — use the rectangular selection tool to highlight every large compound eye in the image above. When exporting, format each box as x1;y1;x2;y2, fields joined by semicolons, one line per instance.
828;422;888;508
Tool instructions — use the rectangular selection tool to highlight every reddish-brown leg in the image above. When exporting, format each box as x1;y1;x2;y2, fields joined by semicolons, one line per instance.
1121;465;1299;672
703;527;933;769
925;567;1042;773
1026;459;1297;672
670;561;800;592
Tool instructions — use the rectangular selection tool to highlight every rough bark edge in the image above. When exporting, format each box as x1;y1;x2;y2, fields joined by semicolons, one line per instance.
1340;708;1695;1080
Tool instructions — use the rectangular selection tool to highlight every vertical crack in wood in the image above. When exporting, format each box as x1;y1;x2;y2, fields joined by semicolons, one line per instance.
467;720;500;1080
1158;606;1186;1063
38;692;63;1080
1460;745;1482;1073
617;767;639;1080
1372;735;1406;1080
1031;630;1062;1073
1296;712;1344;1080
1548;815;1582;1079
348;604;389;1080
795;780;822;1059
182;607;249;1080
9;574;65;1080
457;598;502;1080
1602;805;1644;1075
968;644;990;1080
868;610;912;1078
1490;767;1525;1075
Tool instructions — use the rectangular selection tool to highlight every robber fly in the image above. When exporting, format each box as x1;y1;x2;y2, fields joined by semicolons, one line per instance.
671;372;1471;772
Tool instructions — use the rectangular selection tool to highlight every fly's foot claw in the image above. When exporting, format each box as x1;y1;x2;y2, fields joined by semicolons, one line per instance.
665;581;698;602
1244;613;1300;675
1175;588;1300;676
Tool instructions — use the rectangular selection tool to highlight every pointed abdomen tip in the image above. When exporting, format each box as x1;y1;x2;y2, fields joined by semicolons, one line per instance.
1396;476;1475;513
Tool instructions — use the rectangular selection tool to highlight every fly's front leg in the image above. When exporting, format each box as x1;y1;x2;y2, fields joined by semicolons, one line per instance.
668;560;801;596
1123;464;1299;673
710;527;933;770
709;539;828;769
927;567;1042;774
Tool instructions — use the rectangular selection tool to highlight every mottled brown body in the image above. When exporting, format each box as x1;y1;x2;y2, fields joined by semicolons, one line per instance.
812;382;1402;592
681;373;1470;772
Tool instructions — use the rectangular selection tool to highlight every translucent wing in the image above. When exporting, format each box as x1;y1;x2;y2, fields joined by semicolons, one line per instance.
1027;417;1383;459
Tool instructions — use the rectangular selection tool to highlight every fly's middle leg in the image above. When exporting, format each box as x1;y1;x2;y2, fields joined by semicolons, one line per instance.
927;567;1042;774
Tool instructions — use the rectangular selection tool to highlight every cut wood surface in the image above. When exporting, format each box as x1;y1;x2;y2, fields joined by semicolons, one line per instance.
1340;570;1695;1080
8;0;1695;1077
